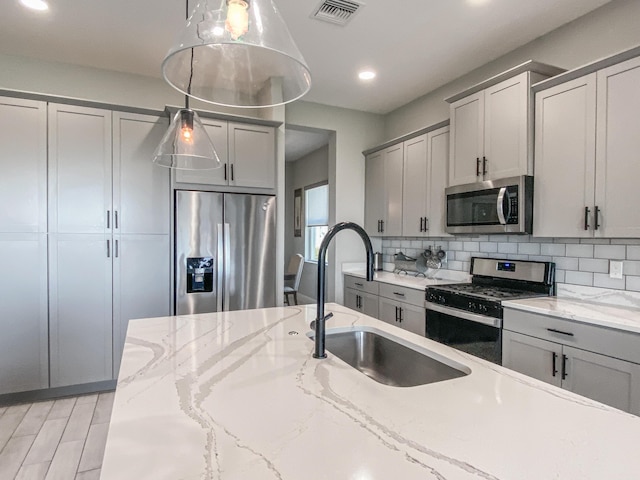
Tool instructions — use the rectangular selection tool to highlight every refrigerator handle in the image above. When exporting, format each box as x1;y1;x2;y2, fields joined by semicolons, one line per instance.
224;223;231;311
216;223;224;313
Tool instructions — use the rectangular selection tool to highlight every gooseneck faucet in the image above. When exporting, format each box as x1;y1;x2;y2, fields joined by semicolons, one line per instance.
313;222;374;359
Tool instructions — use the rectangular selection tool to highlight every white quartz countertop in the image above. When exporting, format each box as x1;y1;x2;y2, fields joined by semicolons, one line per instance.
345;269;468;290
502;296;640;335
101;304;640;480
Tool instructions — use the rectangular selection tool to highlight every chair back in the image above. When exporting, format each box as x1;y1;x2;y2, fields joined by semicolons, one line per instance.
286;254;305;290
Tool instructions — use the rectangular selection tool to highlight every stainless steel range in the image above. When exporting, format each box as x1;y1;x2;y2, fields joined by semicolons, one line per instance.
425;257;555;364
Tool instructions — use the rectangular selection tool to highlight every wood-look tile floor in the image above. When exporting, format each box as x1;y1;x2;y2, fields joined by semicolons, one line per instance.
0;391;115;480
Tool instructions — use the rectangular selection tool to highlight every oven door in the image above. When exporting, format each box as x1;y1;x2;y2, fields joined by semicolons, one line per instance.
425;303;502;364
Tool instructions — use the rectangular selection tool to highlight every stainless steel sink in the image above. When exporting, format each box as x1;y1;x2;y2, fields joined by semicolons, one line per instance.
320;329;469;387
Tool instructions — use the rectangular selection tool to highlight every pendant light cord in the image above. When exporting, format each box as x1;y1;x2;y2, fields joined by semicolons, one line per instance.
186;0;195;102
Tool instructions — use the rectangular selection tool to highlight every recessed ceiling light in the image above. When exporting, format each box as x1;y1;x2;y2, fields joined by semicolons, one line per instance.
358;70;376;81
467;0;490;5
20;0;49;11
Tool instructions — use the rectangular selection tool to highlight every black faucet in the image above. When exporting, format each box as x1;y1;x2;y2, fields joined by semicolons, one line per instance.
313;222;374;359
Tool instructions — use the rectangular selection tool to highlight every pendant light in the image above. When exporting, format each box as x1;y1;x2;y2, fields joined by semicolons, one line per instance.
153;1;222;170
161;0;312;108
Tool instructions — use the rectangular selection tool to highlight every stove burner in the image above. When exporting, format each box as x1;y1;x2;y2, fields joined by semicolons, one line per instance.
433;283;545;301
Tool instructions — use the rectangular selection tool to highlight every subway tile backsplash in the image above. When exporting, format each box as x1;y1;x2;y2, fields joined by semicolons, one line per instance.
380;235;640;292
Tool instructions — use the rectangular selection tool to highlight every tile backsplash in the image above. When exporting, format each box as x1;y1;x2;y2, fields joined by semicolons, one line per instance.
381;235;640;292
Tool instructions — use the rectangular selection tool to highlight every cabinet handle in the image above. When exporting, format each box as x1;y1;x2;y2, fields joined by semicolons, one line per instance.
425;217;429;231
547;328;574;337
399;307;403;323
595;206;600;230
476;157;481;176
562;354;568;380
115;239;119;258
359;295;362;309
231;164;235;181
377;220;381;233
552;352;558;377
115;211;119;229
482;156;487;175
393;292;405;297
106;239;110;258
395;306;399;322
419;217;424;232
354;282;363;287
584;206;590;231
224;164;228;181
107;210;110;229
380;220;384;233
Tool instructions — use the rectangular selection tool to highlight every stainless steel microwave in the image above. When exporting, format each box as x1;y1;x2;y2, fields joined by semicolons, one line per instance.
445;176;533;234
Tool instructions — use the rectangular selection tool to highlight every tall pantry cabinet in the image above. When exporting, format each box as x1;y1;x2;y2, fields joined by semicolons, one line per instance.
0;97;49;394
48;105;171;387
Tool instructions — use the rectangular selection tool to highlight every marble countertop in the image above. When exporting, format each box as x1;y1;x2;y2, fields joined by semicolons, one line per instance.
102;304;640;480
503;296;640;335
345;269;469;290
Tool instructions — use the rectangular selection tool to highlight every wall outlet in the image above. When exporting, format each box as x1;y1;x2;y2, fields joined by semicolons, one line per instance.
610;260;624;279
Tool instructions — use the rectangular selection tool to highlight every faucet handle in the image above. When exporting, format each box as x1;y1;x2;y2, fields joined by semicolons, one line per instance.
310;312;334;331
324;312;334;321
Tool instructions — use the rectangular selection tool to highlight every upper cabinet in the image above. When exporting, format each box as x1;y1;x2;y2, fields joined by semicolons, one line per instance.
364;144;403;237
447;63;564;187
364;122;449;238
534;53;640;237
402;126;450;237
175;120;276;190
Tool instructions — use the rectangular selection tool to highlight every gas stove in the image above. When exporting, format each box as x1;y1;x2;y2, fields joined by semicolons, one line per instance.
426;257;556;319
424;258;555;365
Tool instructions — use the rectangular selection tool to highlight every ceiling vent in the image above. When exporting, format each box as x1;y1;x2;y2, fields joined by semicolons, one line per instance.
311;0;364;26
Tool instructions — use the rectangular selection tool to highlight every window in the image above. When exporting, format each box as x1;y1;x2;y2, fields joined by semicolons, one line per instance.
305;183;329;262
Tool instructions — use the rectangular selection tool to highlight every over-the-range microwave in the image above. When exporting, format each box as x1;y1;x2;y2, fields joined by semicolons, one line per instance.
445;175;533;234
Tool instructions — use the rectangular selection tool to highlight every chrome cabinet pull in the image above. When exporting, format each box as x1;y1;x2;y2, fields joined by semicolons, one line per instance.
497;187;508;225
115;211;119;229
115;239;119;258
106;239;110;258
107;210;110;229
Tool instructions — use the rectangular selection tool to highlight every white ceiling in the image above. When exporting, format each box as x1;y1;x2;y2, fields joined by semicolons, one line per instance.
285;127;330;162
0;0;612;114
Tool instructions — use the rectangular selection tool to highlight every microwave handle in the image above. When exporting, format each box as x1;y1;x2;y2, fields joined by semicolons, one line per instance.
497;187;511;225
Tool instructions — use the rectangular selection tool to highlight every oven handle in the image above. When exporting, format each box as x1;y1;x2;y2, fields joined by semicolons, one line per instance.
425;302;502;328
496;187;510;225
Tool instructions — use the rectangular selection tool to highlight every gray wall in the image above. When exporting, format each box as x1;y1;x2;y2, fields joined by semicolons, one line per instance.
384;0;640;140
285;145;329;301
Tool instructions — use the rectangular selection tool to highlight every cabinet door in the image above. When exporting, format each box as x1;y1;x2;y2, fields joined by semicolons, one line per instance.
402;134;428;237
426;127;450;237
49;233;113;387
397;303;426;336
174;118;229;186
449;92;484;186
0;97;47;233
533;75;597;237
228;122;275;189
364;151;385;236
502;330;562;387
344;288;379;318
562;346;640;415
383;144;404;237
113;234;170;377
0;233;49;394
378;297;401;327
344;287;359;311
595;56;640;237
48;104;112;234
113;112;170;235
483;72;529;180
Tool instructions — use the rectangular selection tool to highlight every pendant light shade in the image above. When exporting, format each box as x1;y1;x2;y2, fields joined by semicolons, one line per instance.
153;108;222;169
162;0;312;108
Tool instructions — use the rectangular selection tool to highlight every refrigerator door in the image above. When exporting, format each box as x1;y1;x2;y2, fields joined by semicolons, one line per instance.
175;190;224;315
224;194;277;311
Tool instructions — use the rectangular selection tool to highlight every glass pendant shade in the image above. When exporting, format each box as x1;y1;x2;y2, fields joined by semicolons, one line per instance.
162;0;312;108
153;109;222;169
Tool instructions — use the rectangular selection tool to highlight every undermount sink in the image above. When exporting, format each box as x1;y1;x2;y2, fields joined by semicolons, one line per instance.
316;328;470;387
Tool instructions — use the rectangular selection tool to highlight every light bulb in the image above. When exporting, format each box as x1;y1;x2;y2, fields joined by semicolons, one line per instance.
226;0;249;40
179;110;195;145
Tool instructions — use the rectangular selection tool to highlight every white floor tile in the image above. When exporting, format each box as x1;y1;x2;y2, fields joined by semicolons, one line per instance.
47;398;77;421
77;423;109;473
13;401;54;437
61;403;95;443
44;440;84;480
23;418;67;465
74;395;98;406
0;409;30;453
0;435;36;479
91;392;114;425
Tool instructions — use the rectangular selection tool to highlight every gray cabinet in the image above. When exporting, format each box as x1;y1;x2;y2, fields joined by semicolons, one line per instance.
364;144;403;237
402;127;450;237
48;106;171;387
503;309;640;415
534;54;640;238
378;297;425;336
175;120;275;189
344;288;379;319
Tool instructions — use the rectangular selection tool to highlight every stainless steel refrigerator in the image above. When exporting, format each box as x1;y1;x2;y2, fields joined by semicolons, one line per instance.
175;190;276;315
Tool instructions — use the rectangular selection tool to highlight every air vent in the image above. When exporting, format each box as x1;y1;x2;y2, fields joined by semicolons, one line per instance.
311;0;364;26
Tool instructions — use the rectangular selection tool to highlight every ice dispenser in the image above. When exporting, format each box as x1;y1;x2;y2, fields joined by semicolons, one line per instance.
186;257;214;293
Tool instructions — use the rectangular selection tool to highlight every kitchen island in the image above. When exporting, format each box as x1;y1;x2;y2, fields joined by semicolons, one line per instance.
101;304;640;479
